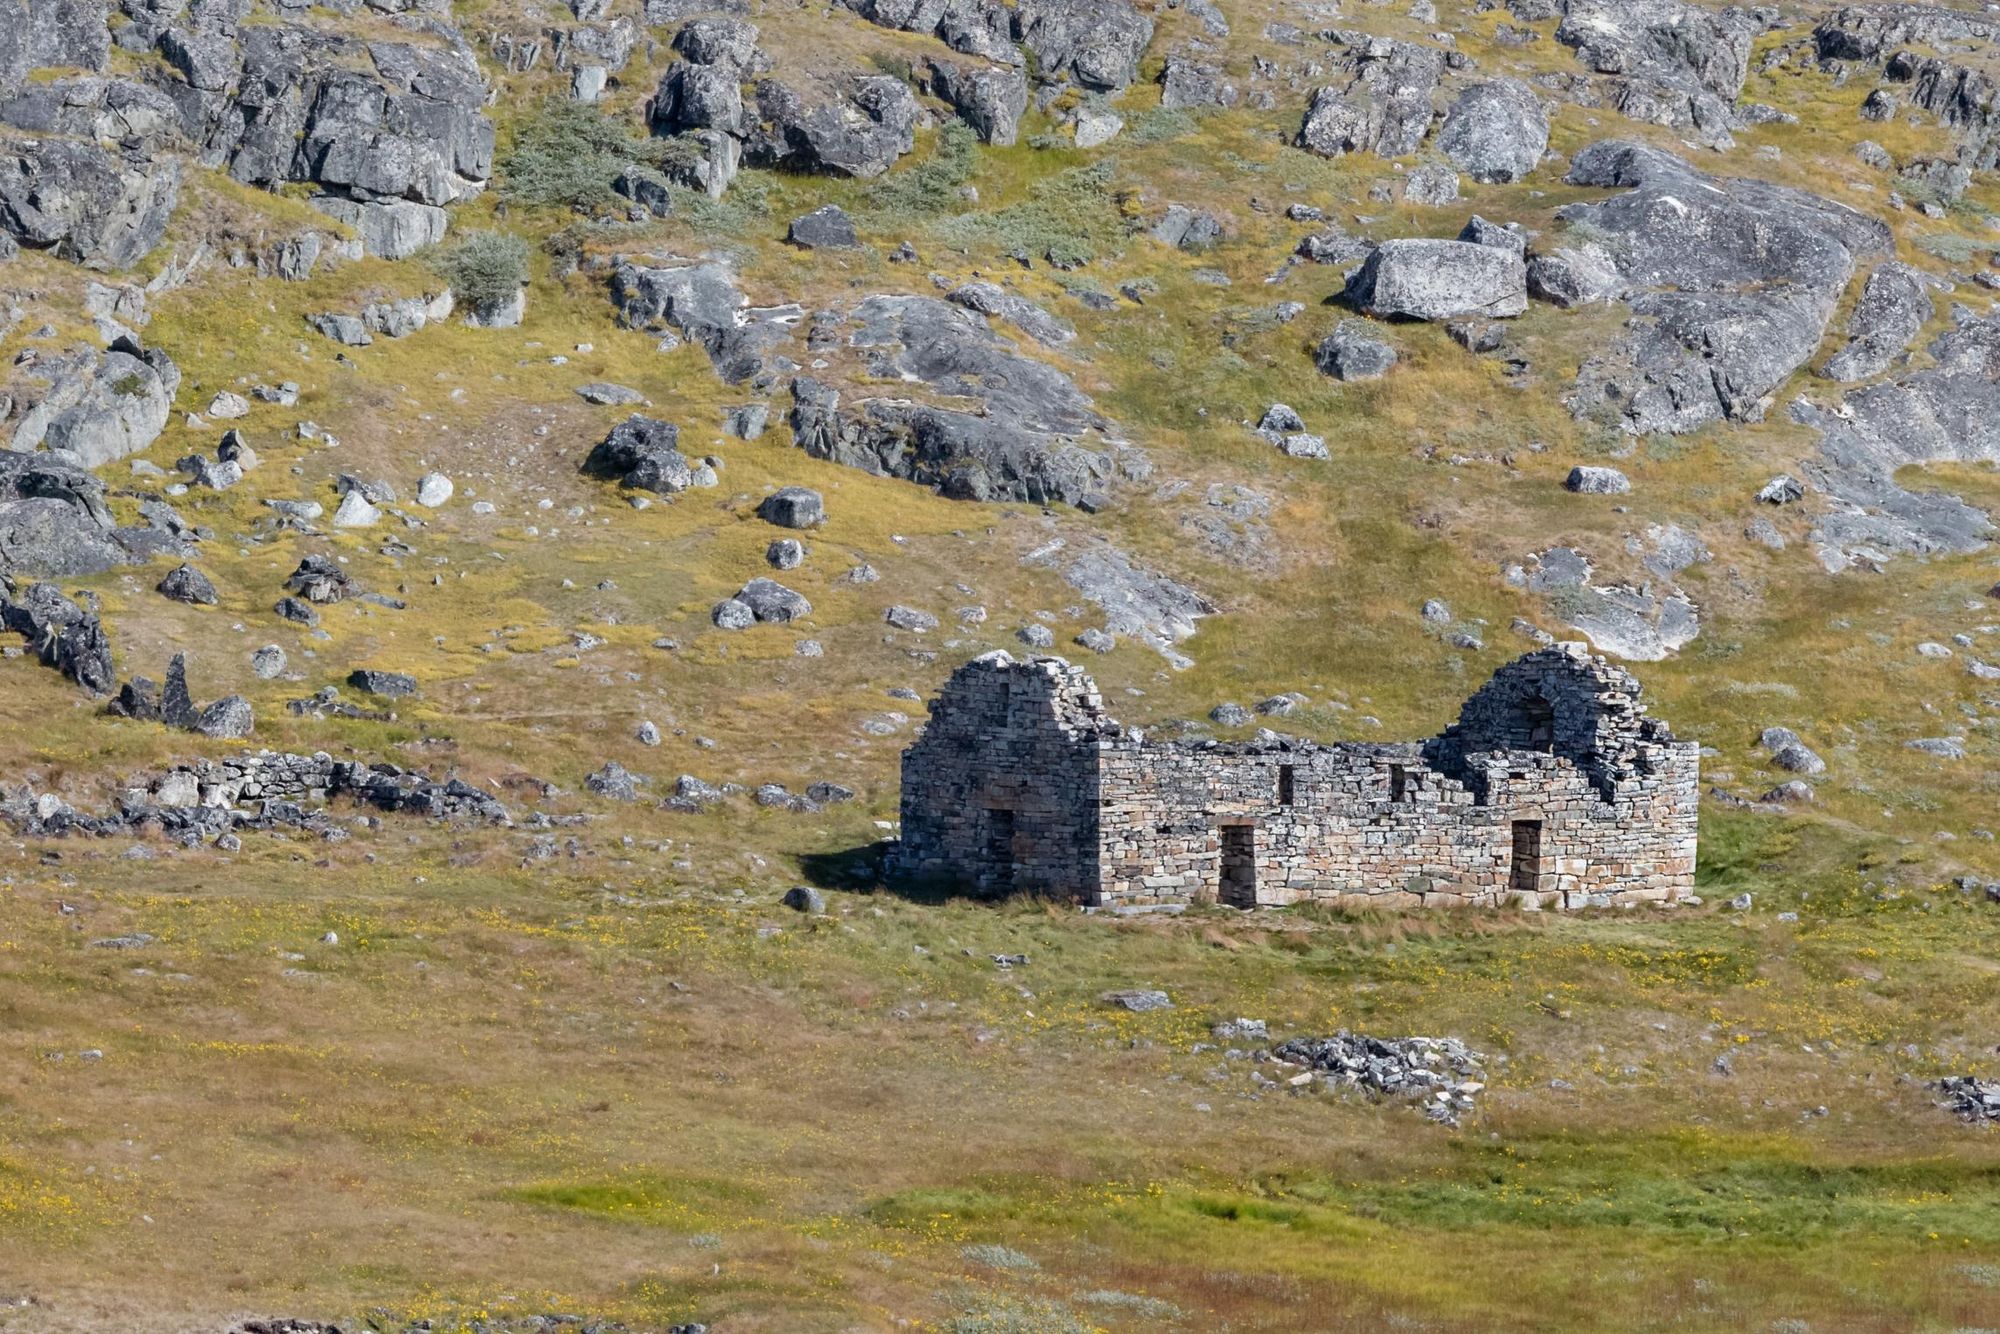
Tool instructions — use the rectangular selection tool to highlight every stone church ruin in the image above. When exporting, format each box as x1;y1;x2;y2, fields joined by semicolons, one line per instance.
896;644;1698;909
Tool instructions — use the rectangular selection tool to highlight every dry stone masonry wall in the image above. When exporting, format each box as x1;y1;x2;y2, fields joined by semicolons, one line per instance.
898;645;1698;910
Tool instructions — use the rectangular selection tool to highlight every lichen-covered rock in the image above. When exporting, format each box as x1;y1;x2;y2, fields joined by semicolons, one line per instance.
157;564;218;605
838;0;1017;67
1347;239;1527;321
0;0;111;86
1158;55;1234;109
1436;79;1547;183
1402;163;1458;206
10;338;179;467
1297;36;1444;159
308;197;447;260
745;74;919;178
194;694;254;739
1820;261;1934;383
0;131;179;273
0;581;116;694
1555;0;1752;148
787;294;1122;507
1011;0;1153;91
787;204;859;249
1560;140;1891;435
610;257;802;383
583;415;695;493
756;486;824;529
1565;466;1630;495
651;59;747;135
1315;321;1399;380
729;576;811;623
189;25;494;210
1815;6;2000;168
924;57;1027;145
1526;244;1624;308
1801;309;2000;572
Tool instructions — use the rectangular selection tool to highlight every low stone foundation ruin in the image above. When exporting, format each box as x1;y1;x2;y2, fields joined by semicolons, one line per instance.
5;750;508;840
895;644;1698;910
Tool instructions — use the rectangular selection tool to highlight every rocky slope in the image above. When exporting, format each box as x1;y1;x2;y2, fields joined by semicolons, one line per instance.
0;0;1994;858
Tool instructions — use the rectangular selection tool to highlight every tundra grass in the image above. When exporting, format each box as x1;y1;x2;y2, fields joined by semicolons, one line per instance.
3;811;2000;1331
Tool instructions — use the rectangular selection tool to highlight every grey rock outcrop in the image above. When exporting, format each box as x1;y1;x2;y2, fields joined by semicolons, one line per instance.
610;257;803;383
1801;309;2000;571
0;137;181;270
924;58;1027;145
1814;6;2000;169
1559;141;1891;435
1820;261;1934;383
0;450;168;578
0;580;116;694
787;294;1122;506
1012;0;1153;90
308;196;446;261
1515;545;1699;661
947;282;1074;346
745;75;919;178
837;0;1016;66
1021;536;1215;664
1298;36;1445;159
1555;0;1753;148
1526;244;1624;308
170;23;494;219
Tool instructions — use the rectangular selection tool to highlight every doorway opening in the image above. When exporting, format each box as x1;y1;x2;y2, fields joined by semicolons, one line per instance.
1220;823;1257;908
1509;819;1543;897
985;808;1016;893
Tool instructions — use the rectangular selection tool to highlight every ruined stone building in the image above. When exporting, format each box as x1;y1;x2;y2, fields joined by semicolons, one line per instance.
895;644;1699;909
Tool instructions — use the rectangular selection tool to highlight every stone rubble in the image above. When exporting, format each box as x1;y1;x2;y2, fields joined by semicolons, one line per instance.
1268;1031;1487;1123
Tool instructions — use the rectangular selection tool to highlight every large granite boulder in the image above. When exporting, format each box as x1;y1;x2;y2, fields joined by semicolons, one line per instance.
583;414;696;492
0;451;148;577
1010;0;1153;91
10;337;180;467
1436;79;1547;183
1555;0;1753;148
153;21;492;236
1347;239;1527;320
924;57;1027;145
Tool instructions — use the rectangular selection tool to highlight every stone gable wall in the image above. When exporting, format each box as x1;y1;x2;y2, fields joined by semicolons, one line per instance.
894;650;1110;895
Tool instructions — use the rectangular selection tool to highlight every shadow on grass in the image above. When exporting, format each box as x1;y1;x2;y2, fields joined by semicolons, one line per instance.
797;840;1003;906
